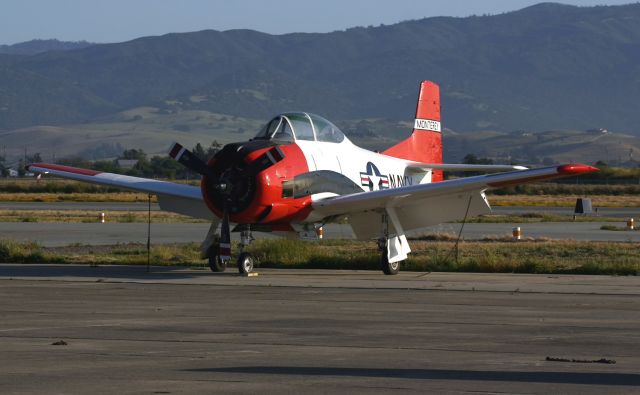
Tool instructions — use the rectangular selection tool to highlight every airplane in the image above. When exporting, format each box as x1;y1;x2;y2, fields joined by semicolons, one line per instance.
27;81;598;275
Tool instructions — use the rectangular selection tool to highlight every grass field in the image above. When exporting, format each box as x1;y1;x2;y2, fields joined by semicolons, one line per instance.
0;192;157;203
1;239;638;276
0;209;206;223
486;194;639;207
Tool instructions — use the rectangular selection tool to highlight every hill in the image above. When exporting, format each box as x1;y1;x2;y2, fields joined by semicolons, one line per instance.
0;39;94;55
3;107;638;168
444;128;640;165
2;3;640;164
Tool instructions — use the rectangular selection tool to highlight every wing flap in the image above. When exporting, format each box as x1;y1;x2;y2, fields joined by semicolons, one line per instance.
347;190;490;239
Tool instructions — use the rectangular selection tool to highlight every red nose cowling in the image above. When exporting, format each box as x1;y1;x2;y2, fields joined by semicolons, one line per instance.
201;142;313;229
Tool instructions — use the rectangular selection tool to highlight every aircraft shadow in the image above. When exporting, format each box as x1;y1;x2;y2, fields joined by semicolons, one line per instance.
186;366;640;386
0;263;225;280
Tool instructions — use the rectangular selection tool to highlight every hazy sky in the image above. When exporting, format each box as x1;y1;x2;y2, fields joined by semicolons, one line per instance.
1;0;635;45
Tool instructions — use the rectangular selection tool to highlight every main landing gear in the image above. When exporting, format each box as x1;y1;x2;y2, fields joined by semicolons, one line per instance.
378;238;400;275
377;209;411;275
208;251;227;272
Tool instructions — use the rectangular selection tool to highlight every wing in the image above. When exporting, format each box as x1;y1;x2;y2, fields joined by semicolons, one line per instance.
26;163;214;220
312;164;598;239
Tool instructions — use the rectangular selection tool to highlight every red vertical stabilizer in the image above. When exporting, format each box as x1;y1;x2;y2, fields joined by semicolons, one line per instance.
383;80;443;181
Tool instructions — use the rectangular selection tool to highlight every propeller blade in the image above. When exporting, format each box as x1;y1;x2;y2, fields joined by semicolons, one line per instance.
219;201;231;261
168;142;211;176
246;146;285;175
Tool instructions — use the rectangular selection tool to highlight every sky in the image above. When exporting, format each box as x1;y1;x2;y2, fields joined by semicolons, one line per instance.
0;0;635;45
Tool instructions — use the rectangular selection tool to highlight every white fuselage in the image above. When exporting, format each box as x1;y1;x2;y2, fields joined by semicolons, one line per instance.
295;138;431;204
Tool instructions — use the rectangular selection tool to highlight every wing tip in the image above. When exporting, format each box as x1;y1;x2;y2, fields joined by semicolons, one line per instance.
27;163;101;176
557;164;599;175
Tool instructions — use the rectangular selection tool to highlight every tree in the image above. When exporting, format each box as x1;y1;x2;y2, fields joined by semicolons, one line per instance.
206;140;222;159
463;153;494;165
26;153;42;163
0;154;6;177
120;148;147;161
595;160;608;167
192;143;206;161
119;149;150;177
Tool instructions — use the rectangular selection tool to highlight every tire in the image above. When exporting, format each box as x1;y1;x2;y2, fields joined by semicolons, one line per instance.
381;252;400;275
208;255;226;272
237;252;254;274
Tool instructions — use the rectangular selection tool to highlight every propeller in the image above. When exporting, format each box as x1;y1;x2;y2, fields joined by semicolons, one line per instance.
169;142;233;261
168;142;211;177
219;200;231;261
168;141;286;263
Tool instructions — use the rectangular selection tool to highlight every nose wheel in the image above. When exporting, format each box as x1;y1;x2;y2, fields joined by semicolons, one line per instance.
236;227;255;274
237;252;255;274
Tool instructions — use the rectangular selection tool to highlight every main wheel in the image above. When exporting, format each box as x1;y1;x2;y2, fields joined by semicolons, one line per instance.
237;252;254;274
381;252;400;275
208;255;226;272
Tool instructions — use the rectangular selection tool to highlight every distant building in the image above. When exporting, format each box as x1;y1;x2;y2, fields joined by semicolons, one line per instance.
117;159;139;169
587;128;609;134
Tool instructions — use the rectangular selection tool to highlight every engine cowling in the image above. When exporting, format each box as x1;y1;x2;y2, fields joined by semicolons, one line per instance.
201;141;312;226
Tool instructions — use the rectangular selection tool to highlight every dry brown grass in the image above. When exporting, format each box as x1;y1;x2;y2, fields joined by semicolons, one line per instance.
2;191;637;208
488;194;640;207
2;238;638;275
0;192;156;202
0;209;205;223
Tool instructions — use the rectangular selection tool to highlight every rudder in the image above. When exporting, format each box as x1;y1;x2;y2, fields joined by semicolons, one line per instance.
383;81;443;181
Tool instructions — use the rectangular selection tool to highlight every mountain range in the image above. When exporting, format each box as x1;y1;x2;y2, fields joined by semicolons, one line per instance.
1;2;640;165
0;39;95;55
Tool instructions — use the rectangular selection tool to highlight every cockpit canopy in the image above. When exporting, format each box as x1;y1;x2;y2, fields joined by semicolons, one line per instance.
254;112;347;144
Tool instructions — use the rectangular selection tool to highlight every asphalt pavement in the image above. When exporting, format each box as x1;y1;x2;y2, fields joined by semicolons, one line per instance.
1;220;638;247
1;201;639;245
0;266;638;394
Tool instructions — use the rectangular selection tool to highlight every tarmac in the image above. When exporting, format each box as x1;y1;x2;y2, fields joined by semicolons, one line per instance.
1;265;639;394
2;220;640;247
1;201;638;219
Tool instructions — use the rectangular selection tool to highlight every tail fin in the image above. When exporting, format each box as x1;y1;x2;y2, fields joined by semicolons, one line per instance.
383;80;443;181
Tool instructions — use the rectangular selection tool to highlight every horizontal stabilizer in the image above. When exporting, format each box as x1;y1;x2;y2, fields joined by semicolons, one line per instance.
406;162;528;172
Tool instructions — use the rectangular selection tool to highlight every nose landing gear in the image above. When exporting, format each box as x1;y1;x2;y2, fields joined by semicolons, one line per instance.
236;227;255;274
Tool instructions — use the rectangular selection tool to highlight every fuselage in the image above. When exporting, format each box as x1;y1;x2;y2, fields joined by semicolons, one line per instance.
200;113;432;228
